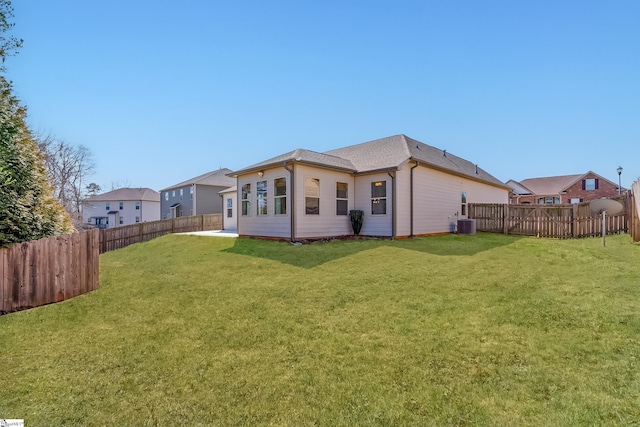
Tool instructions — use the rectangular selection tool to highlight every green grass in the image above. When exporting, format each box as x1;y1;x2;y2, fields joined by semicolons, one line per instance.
1;233;639;426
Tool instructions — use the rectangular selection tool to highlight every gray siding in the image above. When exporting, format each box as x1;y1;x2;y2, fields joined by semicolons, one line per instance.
160;185;194;219
194;185;226;215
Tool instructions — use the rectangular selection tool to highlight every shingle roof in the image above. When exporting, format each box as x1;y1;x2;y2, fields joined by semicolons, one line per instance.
161;168;235;191
228;149;356;176
326;134;507;187
230;134;507;189
84;188;160;202
517;174;584;195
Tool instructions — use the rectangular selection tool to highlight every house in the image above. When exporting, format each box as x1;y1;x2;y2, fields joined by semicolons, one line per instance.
82;188;160;229
160;168;235;219
507;171;623;205
228;134;510;240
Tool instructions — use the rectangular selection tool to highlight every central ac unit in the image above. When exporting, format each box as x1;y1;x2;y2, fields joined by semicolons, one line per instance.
457;219;476;235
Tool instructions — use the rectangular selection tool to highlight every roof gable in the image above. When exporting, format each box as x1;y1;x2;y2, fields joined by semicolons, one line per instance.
162;168;235;191
84;188;160;202
516;174;583;195
229;149;355;176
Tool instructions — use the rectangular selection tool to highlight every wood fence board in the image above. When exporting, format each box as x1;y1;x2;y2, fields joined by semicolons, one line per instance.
1;215;219;315
470;201;628;238
99;214;223;254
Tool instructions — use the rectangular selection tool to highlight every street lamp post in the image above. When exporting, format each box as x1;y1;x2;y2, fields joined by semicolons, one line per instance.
617;166;623;195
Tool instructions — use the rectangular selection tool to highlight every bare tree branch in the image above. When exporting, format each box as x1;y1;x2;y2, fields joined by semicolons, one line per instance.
36;133;95;219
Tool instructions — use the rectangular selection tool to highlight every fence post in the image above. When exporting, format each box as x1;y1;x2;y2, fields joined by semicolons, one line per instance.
572;204;578;238
503;204;509;235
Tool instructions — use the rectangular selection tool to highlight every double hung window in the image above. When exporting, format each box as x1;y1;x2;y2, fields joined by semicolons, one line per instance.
371;181;386;215
336;182;348;215
305;178;320;215
257;181;267;216
241;183;251;216
274;178;286;215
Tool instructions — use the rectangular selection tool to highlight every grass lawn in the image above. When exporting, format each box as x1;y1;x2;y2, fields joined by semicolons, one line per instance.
1;233;639;426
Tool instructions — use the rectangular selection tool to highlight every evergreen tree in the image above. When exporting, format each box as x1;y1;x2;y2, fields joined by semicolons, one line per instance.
0;2;72;246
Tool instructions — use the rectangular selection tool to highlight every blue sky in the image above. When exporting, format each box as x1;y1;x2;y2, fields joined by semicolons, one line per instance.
7;1;639;191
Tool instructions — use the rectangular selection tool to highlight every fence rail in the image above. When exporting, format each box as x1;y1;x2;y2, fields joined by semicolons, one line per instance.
1;229;100;314
99;214;222;253
469;197;628;238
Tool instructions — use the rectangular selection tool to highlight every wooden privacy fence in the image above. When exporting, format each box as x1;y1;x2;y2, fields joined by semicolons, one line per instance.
469;197;628;238
631;181;640;242
99;214;222;253
1;229;100;314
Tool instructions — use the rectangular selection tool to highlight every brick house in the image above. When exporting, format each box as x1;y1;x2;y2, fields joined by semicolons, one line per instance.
507;171;624;205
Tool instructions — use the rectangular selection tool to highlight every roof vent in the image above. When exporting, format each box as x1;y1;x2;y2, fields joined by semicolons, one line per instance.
475;164;478;174
443;149;447;157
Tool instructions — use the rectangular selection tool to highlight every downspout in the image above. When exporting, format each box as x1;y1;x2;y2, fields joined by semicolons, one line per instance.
387;169;397;239
283;162;296;243
410;161;419;237
235;184;240;234
193;184;197;215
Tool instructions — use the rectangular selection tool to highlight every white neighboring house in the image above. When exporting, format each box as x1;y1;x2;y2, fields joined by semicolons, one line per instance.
82;188;161;229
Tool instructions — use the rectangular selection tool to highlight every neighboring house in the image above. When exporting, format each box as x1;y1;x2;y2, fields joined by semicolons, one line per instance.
507;171;623;205
228;134;510;241
82;188;160;229
160;168;235;219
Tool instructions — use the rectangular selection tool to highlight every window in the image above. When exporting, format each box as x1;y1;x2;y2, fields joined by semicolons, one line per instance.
135;216;140;223
241;183;251;216
583;178;598;191
570;198;582;204
135;201;140;210
305;177;320;215
172;190;176;197
461;192;467;216
227;198;233;218
539;197;560;205
257;180;267;215
119;201;123;210
105;202;110;210
119;216;123;225
274;178;286;215
180;188;183;197
190;186;194;198
164;192;169;201
336;182;348;215
371;181;387;215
